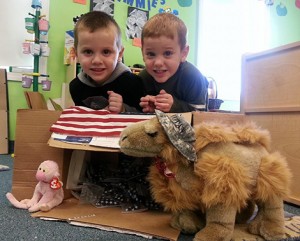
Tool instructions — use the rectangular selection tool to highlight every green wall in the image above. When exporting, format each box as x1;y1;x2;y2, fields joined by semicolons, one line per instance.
7;0;300;141
269;0;300;47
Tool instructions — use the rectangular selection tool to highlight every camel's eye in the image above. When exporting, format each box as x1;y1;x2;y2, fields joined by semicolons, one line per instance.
147;131;158;138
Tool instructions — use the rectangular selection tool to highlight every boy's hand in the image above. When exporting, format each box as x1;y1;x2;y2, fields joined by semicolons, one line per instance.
107;91;124;113
154;89;173;112
140;95;156;113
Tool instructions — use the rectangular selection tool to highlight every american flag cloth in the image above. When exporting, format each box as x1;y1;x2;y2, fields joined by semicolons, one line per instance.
50;106;154;137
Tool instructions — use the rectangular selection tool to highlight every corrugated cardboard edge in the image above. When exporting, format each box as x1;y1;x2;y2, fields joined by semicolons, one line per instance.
48;138;120;152
0;110;8;154
32;198;180;241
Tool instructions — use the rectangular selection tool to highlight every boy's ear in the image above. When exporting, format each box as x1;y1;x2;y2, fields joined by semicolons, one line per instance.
118;47;125;62
181;45;189;62
142;49;146;63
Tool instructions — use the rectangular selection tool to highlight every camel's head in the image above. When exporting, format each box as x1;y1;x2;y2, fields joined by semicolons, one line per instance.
119;110;196;162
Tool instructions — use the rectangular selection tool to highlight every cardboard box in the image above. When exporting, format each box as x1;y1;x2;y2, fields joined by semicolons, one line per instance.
0;110;8;154
12;109;72;200
0;69;8;154
0;69;8;110
12;109;249;240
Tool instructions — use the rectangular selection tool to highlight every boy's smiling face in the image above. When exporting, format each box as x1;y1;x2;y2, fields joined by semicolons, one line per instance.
76;26;124;85
142;35;189;83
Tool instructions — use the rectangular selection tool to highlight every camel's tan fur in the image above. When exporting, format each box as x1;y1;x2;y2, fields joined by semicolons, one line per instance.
119;117;291;241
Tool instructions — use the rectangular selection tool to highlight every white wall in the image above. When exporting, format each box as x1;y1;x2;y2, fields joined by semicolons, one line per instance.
0;0;49;68
197;0;270;107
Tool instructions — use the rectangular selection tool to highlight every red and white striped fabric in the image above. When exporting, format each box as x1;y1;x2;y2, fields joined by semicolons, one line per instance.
50;106;154;137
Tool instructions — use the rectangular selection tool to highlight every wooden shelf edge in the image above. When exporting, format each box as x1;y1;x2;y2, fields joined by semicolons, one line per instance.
243;106;300;113
242;41;300;61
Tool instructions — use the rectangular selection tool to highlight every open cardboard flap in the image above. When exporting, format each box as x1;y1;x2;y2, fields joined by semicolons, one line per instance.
24;91;48;110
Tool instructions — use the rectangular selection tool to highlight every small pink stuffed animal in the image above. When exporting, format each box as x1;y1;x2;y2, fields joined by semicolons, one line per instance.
6;160;64;212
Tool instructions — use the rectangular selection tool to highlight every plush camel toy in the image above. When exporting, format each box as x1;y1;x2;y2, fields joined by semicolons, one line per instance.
119;110;292;241
6;160;64;212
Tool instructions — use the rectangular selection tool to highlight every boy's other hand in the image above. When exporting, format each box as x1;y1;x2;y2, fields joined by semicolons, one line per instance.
107;91;124;113
155;89;173;112
140;95;156;113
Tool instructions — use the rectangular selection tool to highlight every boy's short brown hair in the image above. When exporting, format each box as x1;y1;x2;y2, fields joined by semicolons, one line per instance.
74;11;122;50
141;13;187;50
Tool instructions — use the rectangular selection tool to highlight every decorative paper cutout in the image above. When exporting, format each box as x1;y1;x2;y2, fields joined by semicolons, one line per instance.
276;3;287;16
73;0;87;4
126;7;148;39
90;0;114;16
132;38;141;48
177;0;192;7
159;6;179;15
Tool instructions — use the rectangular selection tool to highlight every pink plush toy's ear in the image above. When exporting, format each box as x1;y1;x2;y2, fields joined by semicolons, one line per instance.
53;171;60;178
45;161;63;189
42;160;60;174
53;162;61;178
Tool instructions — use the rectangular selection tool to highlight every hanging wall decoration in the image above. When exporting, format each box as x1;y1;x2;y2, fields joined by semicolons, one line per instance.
265;0;274;5
276;2;288;16
177;0;192;7
262;0;300;15
158;6;179;15
126;7;148;39
90;0;115;16
64;30;76;65
73;15;83;25
38;18;50;35
73;0;87;4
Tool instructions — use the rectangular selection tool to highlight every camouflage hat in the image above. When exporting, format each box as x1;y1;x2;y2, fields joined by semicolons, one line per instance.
155;110;197;162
